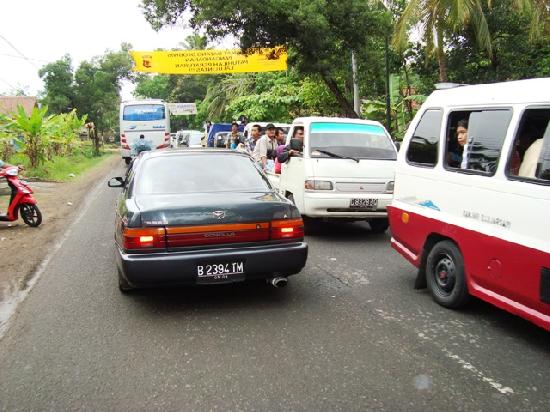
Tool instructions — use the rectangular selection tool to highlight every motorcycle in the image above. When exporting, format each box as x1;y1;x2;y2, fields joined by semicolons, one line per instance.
0;166;42;227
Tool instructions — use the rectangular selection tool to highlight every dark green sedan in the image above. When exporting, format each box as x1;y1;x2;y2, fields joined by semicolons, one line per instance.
108;149;308;292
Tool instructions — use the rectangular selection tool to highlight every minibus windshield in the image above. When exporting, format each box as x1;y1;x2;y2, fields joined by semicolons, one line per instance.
309;122;396;160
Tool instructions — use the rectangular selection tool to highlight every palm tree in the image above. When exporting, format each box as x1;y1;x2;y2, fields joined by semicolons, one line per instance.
179;34;208;51
392;0;548;82
393;0;492;82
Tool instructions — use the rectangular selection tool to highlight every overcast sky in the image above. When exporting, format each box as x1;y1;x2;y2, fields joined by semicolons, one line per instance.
0;0;224;99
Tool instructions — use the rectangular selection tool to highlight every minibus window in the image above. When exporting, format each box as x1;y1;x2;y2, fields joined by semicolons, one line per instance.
508;108;550;183
406;109;442;167
445;109;512;176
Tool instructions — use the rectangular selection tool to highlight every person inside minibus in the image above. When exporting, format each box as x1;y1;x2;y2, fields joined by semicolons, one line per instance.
508;113;550;179
447;119;468;168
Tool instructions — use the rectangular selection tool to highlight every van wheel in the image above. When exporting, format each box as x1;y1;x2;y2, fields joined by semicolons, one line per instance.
426;240;470;309
368;218;389;233
124;157;131;165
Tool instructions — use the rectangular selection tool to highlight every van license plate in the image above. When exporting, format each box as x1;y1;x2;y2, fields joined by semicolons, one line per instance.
196;261;245;284
350;198;378;209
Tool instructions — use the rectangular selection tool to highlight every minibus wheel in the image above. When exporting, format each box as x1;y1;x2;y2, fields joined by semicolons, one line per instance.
426;240;470;308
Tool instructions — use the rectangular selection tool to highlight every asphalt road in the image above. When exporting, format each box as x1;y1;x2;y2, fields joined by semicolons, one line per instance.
1;163;549;411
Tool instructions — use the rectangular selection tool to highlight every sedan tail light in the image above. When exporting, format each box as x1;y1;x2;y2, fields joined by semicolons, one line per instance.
123;227;166;250
270;219;305;240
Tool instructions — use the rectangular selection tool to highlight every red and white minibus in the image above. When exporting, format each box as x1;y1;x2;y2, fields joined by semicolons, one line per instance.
389;78;550;331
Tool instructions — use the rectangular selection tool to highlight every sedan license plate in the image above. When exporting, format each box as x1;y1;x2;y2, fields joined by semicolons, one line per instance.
196;261;245;284
350;198;378;210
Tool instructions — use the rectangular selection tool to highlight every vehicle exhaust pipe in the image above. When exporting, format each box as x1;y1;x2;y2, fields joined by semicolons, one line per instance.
269;276;288;288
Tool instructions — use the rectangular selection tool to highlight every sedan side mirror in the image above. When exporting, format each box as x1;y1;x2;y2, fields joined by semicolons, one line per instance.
108;176;125;188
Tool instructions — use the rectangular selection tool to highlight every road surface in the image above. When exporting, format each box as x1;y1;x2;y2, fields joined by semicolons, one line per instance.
1;163;549;411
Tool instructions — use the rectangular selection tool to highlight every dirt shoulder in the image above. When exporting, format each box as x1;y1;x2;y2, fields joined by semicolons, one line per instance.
0;154;120;303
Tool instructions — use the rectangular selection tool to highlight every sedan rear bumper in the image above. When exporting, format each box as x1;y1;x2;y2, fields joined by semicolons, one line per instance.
116;241;308;287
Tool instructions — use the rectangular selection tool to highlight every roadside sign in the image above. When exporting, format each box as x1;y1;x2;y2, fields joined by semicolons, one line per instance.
167;103;197;116
130;47;287;75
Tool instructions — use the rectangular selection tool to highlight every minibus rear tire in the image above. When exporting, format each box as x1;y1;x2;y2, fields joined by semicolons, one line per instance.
426;240;470;309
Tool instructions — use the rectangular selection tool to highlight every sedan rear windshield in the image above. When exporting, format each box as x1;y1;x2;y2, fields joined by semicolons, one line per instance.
309;122;396;160
136;154;270;194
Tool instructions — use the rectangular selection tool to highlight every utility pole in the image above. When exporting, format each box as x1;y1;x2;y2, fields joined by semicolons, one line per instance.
385;34;392;133
351;51;360;117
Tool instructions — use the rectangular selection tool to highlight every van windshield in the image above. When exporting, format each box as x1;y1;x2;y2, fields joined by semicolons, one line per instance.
309;122;396;160
123;104;165;121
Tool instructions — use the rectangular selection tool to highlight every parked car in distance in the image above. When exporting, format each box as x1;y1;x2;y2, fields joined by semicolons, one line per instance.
108;149;308;292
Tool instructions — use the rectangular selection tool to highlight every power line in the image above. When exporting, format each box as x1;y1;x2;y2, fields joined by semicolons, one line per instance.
0;76;16;89
0;53;48;63
0;33;39;69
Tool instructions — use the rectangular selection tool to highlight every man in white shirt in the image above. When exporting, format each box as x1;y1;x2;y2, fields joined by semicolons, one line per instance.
252;123;278;171
518;138;543;178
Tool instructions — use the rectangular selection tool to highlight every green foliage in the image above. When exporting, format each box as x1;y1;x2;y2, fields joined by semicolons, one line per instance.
141;0;392;117
37;44;133;139
1;105;87;168
74;44;134;136
362;72;426;139
408;0;550;86
38;54;76;113
8;142;114;182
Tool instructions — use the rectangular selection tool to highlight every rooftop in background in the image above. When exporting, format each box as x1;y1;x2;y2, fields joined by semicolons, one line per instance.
0;96;37;116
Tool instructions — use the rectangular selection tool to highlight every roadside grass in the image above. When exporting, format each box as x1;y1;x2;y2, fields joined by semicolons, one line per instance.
8;143;116;182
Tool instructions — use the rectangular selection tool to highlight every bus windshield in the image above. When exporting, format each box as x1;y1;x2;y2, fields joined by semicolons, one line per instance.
123;104;165;121
309;122;396;160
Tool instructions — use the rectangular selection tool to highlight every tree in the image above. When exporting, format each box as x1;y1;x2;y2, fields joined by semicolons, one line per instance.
38;55;76;114
406;0;550;87
74;44;134;137
141;0;391;117
393;0;548;82
393;0;492;82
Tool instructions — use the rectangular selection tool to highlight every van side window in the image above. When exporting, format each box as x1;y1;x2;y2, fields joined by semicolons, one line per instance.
444;109;512;175
507;108;550;183
406;109;442;167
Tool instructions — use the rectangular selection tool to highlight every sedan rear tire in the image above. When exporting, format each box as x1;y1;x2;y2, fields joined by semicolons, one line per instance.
118;269;134;294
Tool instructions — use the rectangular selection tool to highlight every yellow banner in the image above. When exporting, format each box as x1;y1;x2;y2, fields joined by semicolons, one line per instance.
130;47;287;75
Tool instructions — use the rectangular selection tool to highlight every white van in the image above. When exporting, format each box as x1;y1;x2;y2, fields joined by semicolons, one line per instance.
268;117;397;232
389;78;550;331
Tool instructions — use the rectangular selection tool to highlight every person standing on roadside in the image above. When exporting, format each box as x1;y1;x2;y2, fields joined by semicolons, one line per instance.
226;121;243;149
253;123;278;171
246;124;262;154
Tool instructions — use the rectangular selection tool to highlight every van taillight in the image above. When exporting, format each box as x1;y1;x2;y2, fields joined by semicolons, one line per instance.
270;219;304;240
123;227;166;250
121;133;126;143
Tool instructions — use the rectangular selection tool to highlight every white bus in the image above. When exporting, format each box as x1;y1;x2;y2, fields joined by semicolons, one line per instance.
120;100;170;164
